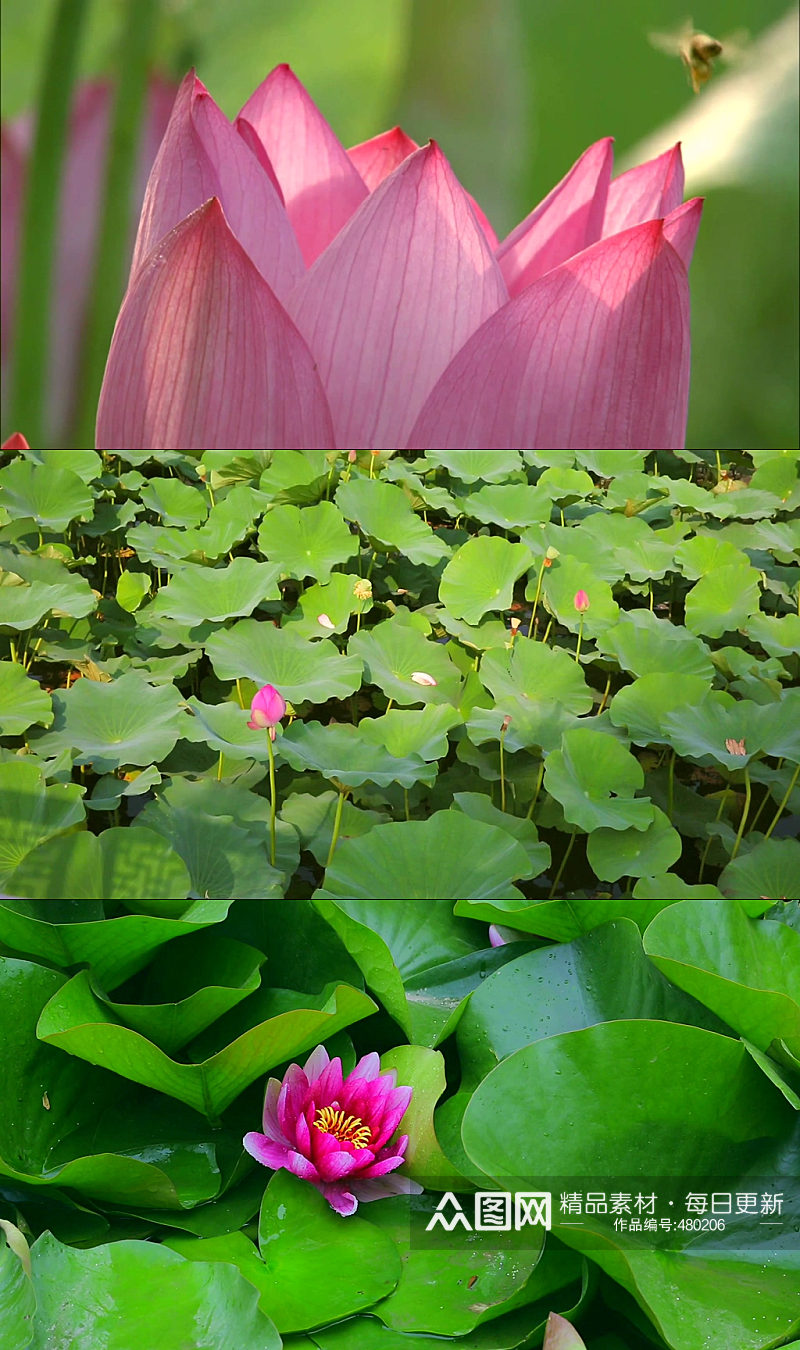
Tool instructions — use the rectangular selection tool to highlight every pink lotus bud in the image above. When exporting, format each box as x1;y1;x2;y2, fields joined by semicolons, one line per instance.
348;449;357;462
243;1044;423;1216
574;590;590;613
247;683;286;738
410;671;437;686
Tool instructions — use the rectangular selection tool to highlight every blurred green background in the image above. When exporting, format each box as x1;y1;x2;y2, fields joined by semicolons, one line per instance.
2;0;798;450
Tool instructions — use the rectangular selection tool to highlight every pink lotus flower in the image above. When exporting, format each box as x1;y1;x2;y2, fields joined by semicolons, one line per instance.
573;590;591;613
96;65;702;452
243;1044;422;1216
247;683;286;739
2;78;175;447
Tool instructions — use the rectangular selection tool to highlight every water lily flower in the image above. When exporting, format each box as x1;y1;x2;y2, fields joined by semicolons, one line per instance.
247;682;286;739
243;1044;423;1216
2;78;175;447
95;65;702;452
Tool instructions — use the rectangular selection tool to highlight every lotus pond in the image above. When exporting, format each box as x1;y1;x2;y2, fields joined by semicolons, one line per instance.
0;448;799;1347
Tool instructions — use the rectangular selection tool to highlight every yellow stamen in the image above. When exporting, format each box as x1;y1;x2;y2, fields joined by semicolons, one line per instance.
313;1105;372;1148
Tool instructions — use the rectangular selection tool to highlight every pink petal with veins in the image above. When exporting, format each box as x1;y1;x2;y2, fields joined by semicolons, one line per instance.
348;126;418;189
496;138;613;297
663;197;703;270
238;65;368;266
604;143;685;236
408;212;695;451
287;141;508;450
96;198;333;451
131;72;303;303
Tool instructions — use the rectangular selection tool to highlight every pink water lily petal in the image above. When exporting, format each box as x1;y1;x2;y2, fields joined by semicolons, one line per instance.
96;198;334;451
288;141;508;449
131;72;303;303
323;1185;358;1217
408;215;694;451
663;197;704;270
604;143;685;235
238;65;368;266
496;138;613;297
347;126;498;247
243;1132;290;1170
348;126;418;189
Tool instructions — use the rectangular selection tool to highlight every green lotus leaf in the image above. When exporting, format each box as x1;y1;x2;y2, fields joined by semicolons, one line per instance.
424;449;523;482
597;610;714;680
575;513;675;581
0;897;232;987
348;614;462;705
281;572;363;636
0;547;96;630
116;568;151;613
27;1233;280;1349
127;483;264;566
455;919;727;1090
743;612;800;657
183;697;276;761
148;558;282;623
660;691;793;767
66;932;263;1054
278;719;436;788
29;670;185;773
258;449;329;503
633;874;724;899
453;896;677;941
206;617;363;702
315;811;530;901
0;958;234;1207
0;459;93;529
586;805;682;882
5;826;191;903
439;535;531;625
575;449;645;476
250;1171;401;1331
460;483;552;531
474;637;593;753
139;477;209;527
644;897;800;1055
20;447;102;482
312;894;491;1042
37;971;375;1116
0;761;85;886
609;673;712;745
133;785;290;900
359;704;461;759
541;557;620;633
257;501;358;583
336;478;450;565
0;661;52;735
536;466;595;500
684;564;761;639
718;837;800;903
452;791;550;877
461;1022;797;1350
675;534;752;577
279;791;389;867
544;727;652;831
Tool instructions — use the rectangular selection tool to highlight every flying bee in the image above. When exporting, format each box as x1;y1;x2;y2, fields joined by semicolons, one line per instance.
649;21;742;93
